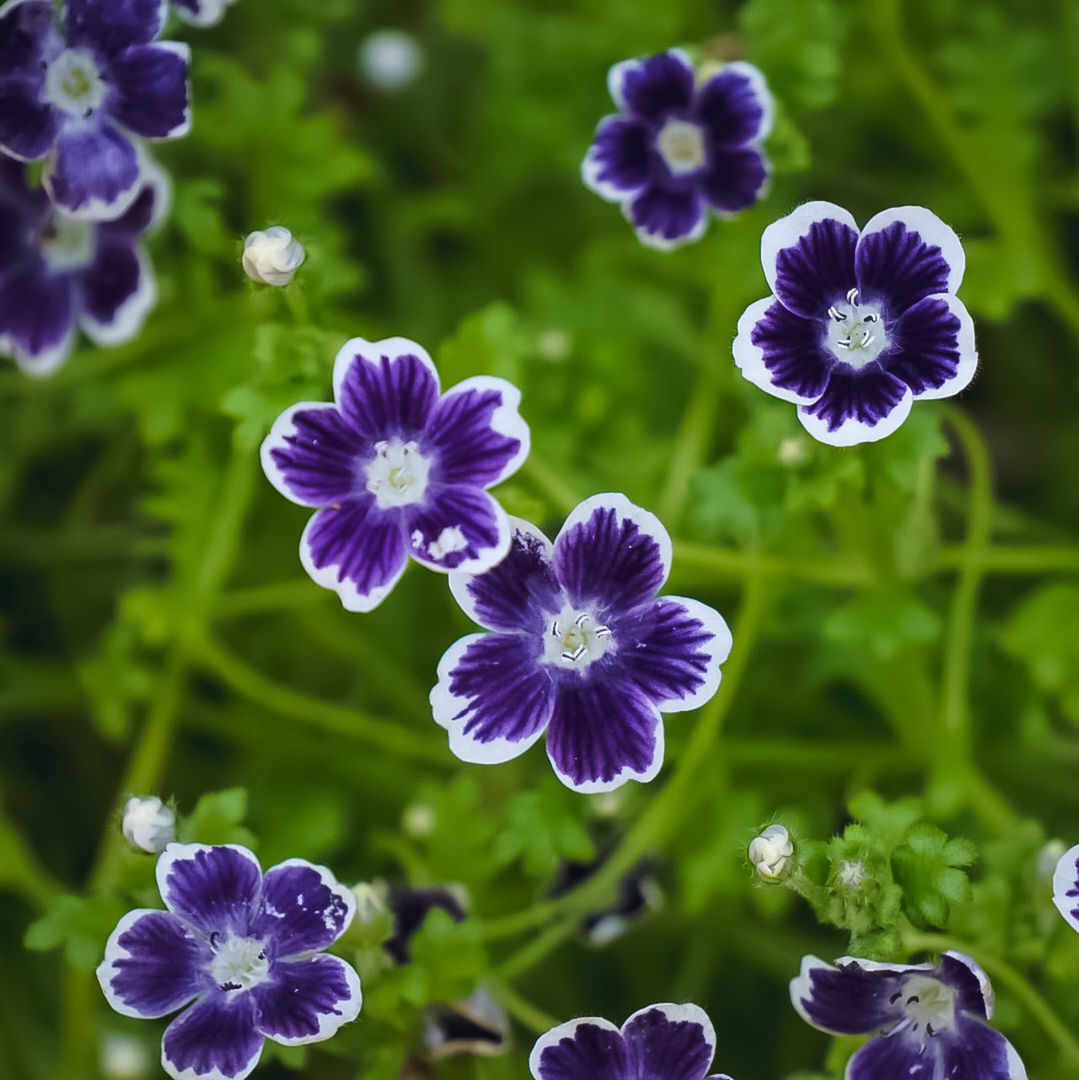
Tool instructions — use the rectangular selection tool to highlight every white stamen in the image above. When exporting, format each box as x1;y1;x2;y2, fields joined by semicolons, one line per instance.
208;935;270;992
365;438;431;508
543;606;615;670
44;49;107;117
656;119;706;175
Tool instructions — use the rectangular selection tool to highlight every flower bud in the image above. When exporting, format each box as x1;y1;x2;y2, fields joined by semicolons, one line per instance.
748;824;793;880
121;796;175;854
242;226;305;286
359;29;424;92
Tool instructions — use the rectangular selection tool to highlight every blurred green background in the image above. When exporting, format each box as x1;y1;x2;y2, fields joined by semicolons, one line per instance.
3;0;1079;1077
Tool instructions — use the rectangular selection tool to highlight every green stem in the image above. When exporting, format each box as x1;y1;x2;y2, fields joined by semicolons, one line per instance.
903;931;1079;1065
672;540;872;587
216;579;327;618
489;982;559;1034
655;371;719;529
521;456;582;517
192;637;451;766
935;544;1079;575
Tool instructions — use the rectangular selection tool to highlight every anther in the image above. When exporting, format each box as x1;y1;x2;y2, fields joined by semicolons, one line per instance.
889;992;902;1004
846;287;859;304
574;613;589;627
562;645;587;662
827;305;846;322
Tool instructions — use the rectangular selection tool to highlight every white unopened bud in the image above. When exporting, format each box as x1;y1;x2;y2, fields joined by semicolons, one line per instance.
352;881;389;924
121;796;175;854
242;226;305;286
100;1032;150;1080
748;824;793;880
1038;839;1068;879
359;29;424;92
778;435;809;467
402;802;436;838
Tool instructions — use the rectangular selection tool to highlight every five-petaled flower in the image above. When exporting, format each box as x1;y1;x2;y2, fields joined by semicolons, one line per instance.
0;0;190;219
0;156;164;375
431;494;732;792
790;953;1027;1080
530;1003;733;1080
1052;843;1079;934
582;49;772;249
734;201;977;446
261;336;530;612
97;843;362;1080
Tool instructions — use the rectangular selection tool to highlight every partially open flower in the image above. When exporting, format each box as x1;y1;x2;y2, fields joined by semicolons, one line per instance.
242;226;305;286
791;953;1027;1080
748;824;793;880
122;795;175;854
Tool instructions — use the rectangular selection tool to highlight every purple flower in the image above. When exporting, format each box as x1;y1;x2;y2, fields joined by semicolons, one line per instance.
790;953;1027;1080
734;202;977;446
172;0;237;27
530;1003;733;1080
0;155;164;375
582;50;772;250
431;494;732;793
97;843;362;1080
261;336;530;612
0;0;189;219
1052;843;1079;933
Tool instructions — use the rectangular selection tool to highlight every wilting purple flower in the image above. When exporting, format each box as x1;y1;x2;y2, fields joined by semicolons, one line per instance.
431;494;732;793
98;843;362;1080
790;953;1027;1080
582;49;772;250
172;0;237;27
0;156;164;375
0;0;189;219
261;336;530;612
530;1003;733;1080
1052;843;1079;933
734;202;977;446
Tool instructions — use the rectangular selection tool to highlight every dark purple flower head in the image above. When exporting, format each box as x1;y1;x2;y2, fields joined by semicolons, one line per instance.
790;953;1027;1080
0;0;189;219
97;844;362;1080
384;885;467;966
261;336;530;612
0;155;164;374
1052;843;1079;933
530;1003;733;1080
172;0;236;27
734;202;977;446
582;49;772;250
431;495;732;793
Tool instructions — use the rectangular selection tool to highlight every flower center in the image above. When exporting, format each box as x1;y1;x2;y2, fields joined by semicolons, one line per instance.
37;214;94;271
825;289;890;367
208;934;270;993
365;439;431;508
656;119;706;175
892;975;956;1040
543;606;614;670
44;49;107;117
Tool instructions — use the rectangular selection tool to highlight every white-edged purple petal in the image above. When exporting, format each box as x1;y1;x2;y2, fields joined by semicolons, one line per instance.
582;115;653;201
733;296;832;405
762;201;859;319
855;206;965;314
939;951;994;1021
332;336;440;441
625;184;706;250
260;403;365;508
96;909;212;1019
420;374;530;489
161;993;263;1080
1052;843;1079;934
431;632;555;765
699;145;769;215
883;292;977;399
553;493;672;616
299;498;409;612
790;955;919;1036
448;517;561;633
529;1016;628;1080
621;1003;716;1080
66;0;166;54
77;241;156;345
608;49;694;121
156;844;262;938
109;41;190;139
693;62;774;147
845;1031;932;1080
0;79;59;161
173;0;235;28
97;152;171;235
0;0;54;78
44;119;142;220
250;860;355;959
797;365;913;447
252;954;362;1046
0;264;76;376
404;484;510;574
546;678;664;794
612;596;732;713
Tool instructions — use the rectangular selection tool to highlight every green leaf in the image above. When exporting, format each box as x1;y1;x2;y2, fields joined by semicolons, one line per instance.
25;893;127;971
178;788;255;847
